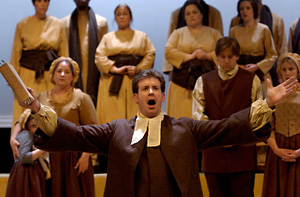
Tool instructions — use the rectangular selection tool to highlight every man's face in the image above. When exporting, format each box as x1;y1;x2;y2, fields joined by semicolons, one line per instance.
217;47;239;72
134;78;165;118
74;0;89;10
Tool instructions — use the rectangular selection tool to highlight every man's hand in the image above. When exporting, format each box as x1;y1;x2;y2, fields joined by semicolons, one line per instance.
25;88;41;114
266;77;298;108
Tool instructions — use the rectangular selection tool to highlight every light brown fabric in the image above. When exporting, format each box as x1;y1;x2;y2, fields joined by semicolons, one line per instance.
230;12;288;57
165;26;221;119
163;5;223;73
37;89;97;197
95;29;155;124
229;22;277;95
11;15;68;126
273;91;300;138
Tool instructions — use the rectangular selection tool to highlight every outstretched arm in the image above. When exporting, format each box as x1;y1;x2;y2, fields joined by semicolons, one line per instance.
19;88;57;136
250;77;297;132
24;88;41;114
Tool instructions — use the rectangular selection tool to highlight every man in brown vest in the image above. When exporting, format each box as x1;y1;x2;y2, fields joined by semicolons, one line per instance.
193;37;262;196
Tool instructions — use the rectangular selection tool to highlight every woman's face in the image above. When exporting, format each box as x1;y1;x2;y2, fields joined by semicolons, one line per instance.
34;0;49;18
184;4;203;28
239;1;254;23
115;6;131;30
53;61;74;87
280;61;299;81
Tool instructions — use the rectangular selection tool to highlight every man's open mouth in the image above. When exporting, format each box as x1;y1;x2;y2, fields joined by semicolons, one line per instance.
148;99;156;106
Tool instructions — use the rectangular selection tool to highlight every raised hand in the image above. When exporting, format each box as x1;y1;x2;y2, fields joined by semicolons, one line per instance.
266;77;298;108
25;88;41;114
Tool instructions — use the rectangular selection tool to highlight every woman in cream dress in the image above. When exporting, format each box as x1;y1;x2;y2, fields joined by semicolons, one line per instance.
165;1;222;119
95;3;155;124
37;57;97;197
229;0;277;95
10;0;68;126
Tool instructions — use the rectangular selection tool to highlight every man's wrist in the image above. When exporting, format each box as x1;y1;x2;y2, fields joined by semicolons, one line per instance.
266;98;275;109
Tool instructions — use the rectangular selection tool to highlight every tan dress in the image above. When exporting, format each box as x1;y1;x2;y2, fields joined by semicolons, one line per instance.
165;26;222;119
163;5;223;73
229;23;277;95
11;15;68;126
37;88;98;197
230;13;287;57
61;12;108;91
95;29;155;124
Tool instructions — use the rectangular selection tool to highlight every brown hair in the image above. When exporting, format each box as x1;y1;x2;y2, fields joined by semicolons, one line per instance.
132;69;165;94
215;37;240;57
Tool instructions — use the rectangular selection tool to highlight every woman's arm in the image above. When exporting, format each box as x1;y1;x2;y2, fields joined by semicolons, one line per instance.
10;123;22;160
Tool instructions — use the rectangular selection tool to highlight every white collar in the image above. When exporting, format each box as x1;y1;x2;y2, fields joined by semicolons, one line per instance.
131;111;164;147
218;65;239;80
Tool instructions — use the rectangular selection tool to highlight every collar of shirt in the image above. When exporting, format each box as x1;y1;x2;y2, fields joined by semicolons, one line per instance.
218;65;239;80
131;111;164;147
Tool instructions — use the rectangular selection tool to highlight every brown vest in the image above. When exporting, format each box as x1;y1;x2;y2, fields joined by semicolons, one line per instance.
202;68;256;173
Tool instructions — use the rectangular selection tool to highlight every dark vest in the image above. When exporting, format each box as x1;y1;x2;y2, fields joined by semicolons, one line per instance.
201;69;257;173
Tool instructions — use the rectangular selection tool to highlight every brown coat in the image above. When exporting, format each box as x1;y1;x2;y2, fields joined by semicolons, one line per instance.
34;109;270;197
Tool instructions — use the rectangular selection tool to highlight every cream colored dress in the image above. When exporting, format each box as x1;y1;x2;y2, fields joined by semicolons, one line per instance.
230;13;287;57
61;12;108;91
163;5;223;73
37;88;98;197
165;26;222;119
10;15;68;126
229;23;277;95
95;29;155;124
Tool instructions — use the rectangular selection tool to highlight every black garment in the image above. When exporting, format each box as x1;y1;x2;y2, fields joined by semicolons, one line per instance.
260;5;273;36
20;50;58;79
108;54;143;95
205;171;255;197
260;5;281;86
171;59;215;90
69;7;100;106
292;17;300;55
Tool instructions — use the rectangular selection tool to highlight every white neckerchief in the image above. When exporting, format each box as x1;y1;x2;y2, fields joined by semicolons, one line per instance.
218;65;239;80
131;111;164;147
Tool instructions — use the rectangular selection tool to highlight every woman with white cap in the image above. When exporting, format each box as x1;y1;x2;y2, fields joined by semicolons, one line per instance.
37;56;98;197
262;53;300;197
